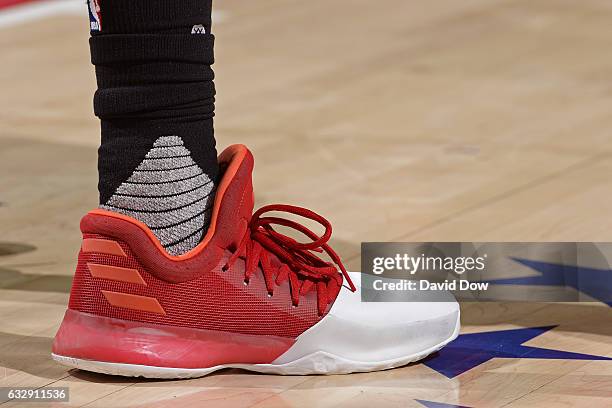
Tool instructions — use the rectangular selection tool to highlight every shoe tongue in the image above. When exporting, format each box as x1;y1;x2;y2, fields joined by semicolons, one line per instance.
212;145;255;246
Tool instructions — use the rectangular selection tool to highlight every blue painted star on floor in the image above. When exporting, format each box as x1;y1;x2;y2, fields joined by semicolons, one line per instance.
423;326;611;378
487;257;612;306
416;399;472;408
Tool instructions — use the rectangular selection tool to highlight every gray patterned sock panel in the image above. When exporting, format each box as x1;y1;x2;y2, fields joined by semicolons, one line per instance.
100;135;215;256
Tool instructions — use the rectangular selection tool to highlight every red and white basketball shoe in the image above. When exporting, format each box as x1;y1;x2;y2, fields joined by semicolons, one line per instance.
52;145;460;378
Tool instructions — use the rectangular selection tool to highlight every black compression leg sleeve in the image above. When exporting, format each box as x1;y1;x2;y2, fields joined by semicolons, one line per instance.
88;0;219;255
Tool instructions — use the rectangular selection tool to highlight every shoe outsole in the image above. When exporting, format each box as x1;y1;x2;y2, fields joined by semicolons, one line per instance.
51;312;460;379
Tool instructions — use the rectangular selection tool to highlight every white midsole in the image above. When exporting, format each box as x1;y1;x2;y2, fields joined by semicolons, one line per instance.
52;310;460;379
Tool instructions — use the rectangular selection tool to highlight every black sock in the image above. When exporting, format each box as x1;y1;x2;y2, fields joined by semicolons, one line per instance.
88;0;219;255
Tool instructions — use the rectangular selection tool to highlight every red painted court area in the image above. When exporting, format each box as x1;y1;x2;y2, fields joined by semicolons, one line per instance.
0;0;39;10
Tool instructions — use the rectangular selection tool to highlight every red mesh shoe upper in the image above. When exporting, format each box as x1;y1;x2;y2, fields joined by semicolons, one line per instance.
68;144;354;339
70;233;328;338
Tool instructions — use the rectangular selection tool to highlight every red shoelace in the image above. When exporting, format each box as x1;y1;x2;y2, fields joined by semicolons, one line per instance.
224;204;356;315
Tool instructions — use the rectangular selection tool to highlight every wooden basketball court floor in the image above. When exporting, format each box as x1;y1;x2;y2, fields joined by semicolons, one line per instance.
1;0;612;406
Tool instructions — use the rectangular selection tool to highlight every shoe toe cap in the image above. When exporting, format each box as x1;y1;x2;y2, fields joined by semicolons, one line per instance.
272;272;460;365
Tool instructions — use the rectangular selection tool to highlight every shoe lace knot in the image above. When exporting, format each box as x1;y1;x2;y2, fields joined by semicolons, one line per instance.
224;204;356;315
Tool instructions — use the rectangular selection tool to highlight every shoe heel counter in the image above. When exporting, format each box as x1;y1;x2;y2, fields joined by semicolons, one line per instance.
68;233;120;312
68;233;165;316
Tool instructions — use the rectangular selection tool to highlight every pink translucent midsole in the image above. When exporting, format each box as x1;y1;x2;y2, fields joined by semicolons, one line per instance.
52;309;294;368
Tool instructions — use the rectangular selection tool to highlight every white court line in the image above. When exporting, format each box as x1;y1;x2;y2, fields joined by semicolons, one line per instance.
0;0;83;29
0;0;226;30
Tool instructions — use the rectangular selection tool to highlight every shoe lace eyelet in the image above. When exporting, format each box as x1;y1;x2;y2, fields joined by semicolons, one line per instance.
267;292;274;298
243;279;250;286
222;264;229;272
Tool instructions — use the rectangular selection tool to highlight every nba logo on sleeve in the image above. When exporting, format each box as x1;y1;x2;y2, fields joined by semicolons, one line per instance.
88;0;102;32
